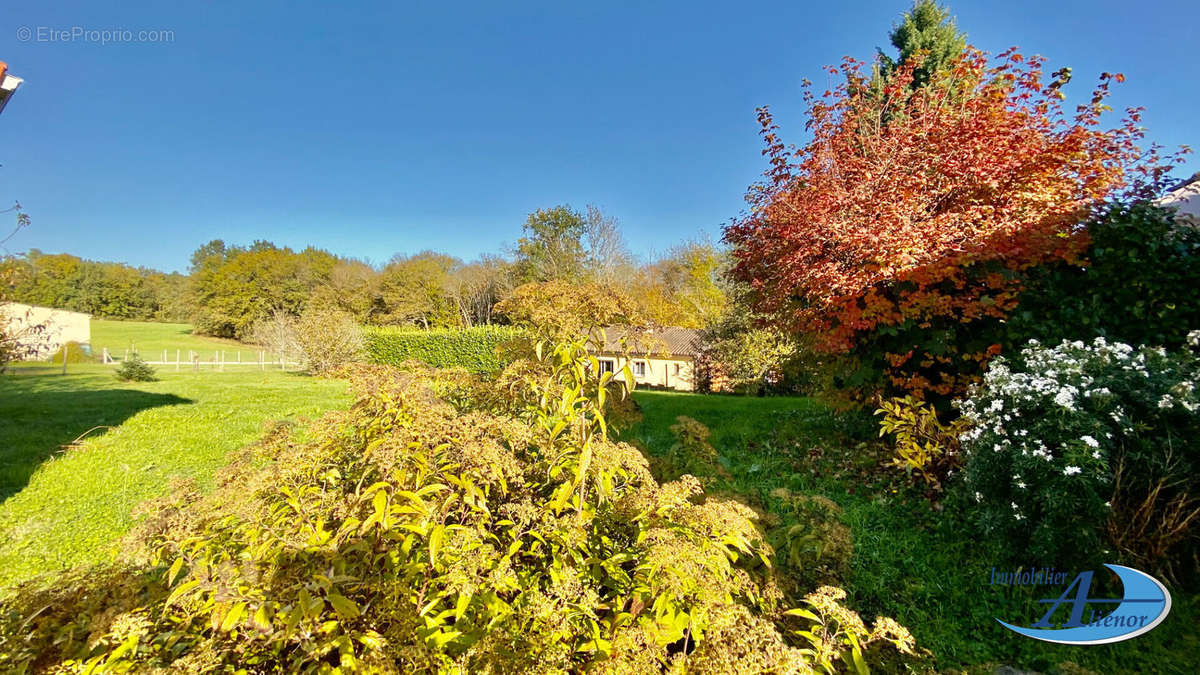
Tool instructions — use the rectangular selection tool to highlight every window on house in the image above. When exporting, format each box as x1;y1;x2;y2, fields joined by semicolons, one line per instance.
673;363;681;375
598;359;615;375
632;361;646;377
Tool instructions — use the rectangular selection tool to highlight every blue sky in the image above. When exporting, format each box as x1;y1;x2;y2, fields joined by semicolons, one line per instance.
2;0;1197;273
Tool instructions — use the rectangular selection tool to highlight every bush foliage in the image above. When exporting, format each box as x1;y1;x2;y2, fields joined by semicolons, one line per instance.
1011;200;1200;351
0;282;917;672
649;416;729;484
295;308;365;374
251;309;366;375
48;340;94;364
959;335;1200;582
363;325;521;373
876;395;968;494
765;490;854;595
114;355;157;382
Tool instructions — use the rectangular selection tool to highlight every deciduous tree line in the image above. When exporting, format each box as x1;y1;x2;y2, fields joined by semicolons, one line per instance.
2;204;734;341
1;250;189;321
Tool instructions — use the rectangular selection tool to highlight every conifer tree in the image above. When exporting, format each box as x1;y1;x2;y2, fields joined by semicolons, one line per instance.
877;0;967;88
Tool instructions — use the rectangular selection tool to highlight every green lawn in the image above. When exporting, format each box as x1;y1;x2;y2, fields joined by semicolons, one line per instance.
88;319;262;363
0;363;350;588
626;390;839;459
627;391;1200;675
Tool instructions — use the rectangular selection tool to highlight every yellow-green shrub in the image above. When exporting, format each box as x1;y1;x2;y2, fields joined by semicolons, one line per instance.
785;586;915;675
48;340;94;364
766;490;853;593
875;395;968;492
649;415;729;484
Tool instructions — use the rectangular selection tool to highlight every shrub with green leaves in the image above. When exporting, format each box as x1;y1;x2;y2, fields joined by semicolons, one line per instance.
48;340;95;364
765;490;854;594
876;395;969;494
649;415;730;484
363;325;521;373
1011;200;1200;351
958;334;1200;580
114;354;157;382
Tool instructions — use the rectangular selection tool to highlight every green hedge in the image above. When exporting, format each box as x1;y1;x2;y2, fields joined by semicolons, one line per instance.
363;326;523;373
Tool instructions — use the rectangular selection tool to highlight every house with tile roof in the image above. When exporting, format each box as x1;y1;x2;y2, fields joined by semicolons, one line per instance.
589;325;703;391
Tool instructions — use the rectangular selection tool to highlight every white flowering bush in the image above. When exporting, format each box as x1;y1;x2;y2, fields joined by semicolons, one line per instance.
957;334;1200;576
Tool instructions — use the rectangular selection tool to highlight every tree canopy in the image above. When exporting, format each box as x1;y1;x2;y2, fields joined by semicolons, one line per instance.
725;48;1178;400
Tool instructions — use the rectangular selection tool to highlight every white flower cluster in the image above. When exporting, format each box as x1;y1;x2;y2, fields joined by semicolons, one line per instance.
959;336;1199;437
956;335;1200;522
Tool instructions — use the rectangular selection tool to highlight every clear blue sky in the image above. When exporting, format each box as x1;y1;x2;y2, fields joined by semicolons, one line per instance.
2;0;1197;273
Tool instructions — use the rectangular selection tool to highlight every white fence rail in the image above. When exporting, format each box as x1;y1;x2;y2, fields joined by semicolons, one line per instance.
101;348;300;371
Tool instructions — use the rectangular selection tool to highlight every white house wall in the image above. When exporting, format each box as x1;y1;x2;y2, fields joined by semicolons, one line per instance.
1;302;92;359
595;353;696;392
1157;176;1200;226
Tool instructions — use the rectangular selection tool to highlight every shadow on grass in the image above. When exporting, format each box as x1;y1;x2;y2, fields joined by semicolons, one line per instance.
0;383;192;501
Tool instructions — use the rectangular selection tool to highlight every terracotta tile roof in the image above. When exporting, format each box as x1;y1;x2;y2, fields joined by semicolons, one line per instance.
591;325;703;358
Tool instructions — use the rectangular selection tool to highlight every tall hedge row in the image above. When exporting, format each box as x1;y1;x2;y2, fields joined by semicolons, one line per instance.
363;325;522;373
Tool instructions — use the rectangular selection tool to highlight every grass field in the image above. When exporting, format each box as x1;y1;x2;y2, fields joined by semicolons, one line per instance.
627;391;1200;674
88;319;262;363
0;361;350;588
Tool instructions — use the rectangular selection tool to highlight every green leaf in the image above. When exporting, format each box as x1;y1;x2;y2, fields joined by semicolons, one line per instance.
784;608;821;622
372;488;388;528
253;604;273;633
851;643;870;675
328;593;361;619
428;525;445;566
167;556;185;586
165;579;200;606
221;602;247;632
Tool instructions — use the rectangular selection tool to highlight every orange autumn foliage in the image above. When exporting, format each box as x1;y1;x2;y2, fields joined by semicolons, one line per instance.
725;48;1180;400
